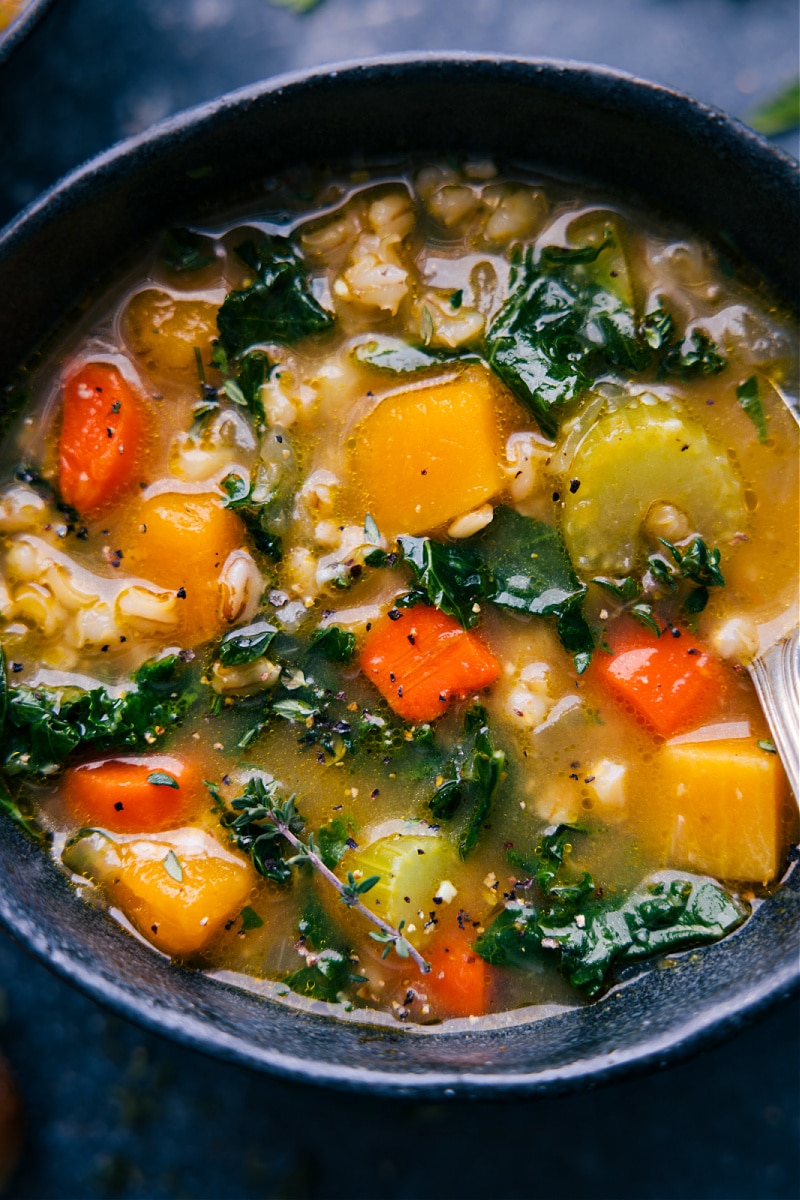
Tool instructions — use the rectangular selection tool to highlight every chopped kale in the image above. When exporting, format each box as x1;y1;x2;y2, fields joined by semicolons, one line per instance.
316;815;356;869
398;508;594;671
477;823;748;995
474;506;593;671
486;243;726;438
736;375;769;443
160;227;216;274
216;235;334;357
351;336;461;374
661;329;726;380
397;535;486;629
220;470;284;561
486;239;648;438
284;948;364;1003
308;625;357;664
1;653;197;779
239;905;264;931
430;703;507;858
217;620;279;667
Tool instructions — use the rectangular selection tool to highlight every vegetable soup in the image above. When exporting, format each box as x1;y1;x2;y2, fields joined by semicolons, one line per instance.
0;161;796;1023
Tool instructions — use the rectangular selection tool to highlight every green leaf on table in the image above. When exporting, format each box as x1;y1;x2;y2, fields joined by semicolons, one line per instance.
747;79;800;137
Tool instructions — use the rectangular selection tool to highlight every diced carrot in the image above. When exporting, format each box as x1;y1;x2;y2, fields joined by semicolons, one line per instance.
421;927;492;1018
59;362;145;514
592;617;726;738
360;605;500;722
63;754;203;833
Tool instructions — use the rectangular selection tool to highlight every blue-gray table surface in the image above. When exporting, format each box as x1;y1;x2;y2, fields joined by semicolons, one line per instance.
0;1;798;1197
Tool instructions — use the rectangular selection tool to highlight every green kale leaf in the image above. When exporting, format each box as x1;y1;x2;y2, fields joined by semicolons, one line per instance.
217;620;279;667
476;843;748;997
216;236;334;357
736;375;769;443
397;535;486;629
486;243;726;438
160;227;217;274
308;625;357;664
351;335;460;374
486;239;649;438
1;653;197;779
430;703;506;858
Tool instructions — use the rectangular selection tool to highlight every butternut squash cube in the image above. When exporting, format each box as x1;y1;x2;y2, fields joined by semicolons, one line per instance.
64;827;256;958
122;491;245;645
656;739;784;884
350;367;504;535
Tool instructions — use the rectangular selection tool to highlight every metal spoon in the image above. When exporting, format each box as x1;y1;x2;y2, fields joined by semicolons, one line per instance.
749;627;799;801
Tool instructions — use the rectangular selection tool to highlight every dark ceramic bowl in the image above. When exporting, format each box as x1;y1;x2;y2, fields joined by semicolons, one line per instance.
0;0;56;65
0;56;797;1097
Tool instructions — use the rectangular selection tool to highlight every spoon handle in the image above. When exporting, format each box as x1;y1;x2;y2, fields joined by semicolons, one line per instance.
749;628;799;803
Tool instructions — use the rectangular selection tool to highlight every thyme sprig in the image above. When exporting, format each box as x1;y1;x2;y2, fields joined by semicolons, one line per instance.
210;776;430;974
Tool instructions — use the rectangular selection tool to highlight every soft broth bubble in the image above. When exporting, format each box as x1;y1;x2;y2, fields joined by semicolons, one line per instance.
0;160;796;1023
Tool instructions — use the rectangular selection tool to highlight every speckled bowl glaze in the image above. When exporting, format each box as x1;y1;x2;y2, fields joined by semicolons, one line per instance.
0;56;797;1097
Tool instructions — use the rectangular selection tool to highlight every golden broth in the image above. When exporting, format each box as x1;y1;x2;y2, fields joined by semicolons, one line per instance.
0;162;796;1024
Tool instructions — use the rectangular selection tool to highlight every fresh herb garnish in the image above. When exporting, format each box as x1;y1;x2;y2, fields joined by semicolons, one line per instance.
162;849;183;882
736;375;769;443
216;235;334;357
147;771;179;789
214;776;429;972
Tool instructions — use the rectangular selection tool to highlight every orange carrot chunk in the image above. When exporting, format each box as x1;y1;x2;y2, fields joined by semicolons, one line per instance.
422;928;492;1018
63;754;203;834
593;617;726;738
360;605;500;723
59;362;145;514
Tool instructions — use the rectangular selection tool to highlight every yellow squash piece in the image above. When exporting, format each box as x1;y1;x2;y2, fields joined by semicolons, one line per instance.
655;739;785;884
63;827;256;958
562;399;746;574
350;367;504;535
123;289;218;380
122;491;245;645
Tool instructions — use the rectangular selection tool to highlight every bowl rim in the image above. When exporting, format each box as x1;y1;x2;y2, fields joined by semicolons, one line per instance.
0;0;57;66
0;53;797;1097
